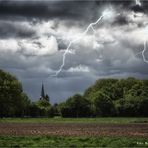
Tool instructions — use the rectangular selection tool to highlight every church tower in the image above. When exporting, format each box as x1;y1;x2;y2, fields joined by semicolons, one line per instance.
41;83;45;99
40;83;50;102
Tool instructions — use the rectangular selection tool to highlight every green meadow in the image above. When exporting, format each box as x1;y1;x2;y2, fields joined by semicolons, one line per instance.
0;117;148;124
0;136;148;147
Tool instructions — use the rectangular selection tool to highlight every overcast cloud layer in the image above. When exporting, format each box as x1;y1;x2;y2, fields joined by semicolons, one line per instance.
0;0;148;103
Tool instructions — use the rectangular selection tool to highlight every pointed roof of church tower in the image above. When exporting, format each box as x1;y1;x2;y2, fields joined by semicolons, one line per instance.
41;83;45;98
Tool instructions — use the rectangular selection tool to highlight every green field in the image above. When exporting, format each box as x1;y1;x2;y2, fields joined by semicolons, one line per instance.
0;136;148;147
0;118;148;147
0;117;148;124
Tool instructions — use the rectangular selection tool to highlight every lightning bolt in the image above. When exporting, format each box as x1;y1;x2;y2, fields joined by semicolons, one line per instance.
51;0;146;77
51;14;104;77
134;0;148;64
142;40;148;63
51;8;117;77
136;40;148;63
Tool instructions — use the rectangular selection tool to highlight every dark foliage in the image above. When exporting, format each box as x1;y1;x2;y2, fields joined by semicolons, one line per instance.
0;69;148;117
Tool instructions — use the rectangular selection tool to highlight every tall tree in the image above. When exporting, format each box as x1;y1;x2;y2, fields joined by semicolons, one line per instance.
0;69;30;117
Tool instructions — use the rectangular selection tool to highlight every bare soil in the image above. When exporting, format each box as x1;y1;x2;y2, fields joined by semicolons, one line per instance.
0;123;148;137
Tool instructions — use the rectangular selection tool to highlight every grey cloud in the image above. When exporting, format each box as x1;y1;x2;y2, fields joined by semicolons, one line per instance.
0;20;36;39
112;14;129;26
0;0;96;21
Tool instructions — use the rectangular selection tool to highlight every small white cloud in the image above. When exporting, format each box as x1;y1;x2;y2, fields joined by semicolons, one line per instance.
67;65;90;73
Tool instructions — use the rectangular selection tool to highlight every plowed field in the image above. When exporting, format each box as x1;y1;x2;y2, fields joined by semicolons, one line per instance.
0;123;148;137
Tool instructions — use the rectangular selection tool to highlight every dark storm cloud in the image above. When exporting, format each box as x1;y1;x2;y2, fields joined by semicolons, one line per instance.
130;0;148;13
1;0;147;21
0;0;96;21
0;20;35;39
0;0;147;29
131;4;144;12
0;0;98;39
96;0;132;7
112;14;129;26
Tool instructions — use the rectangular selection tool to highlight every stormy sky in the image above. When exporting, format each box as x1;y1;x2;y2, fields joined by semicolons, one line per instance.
0;0;148;103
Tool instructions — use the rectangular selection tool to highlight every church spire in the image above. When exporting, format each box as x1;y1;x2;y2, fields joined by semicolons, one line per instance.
41;83;45;98
40;82;50;102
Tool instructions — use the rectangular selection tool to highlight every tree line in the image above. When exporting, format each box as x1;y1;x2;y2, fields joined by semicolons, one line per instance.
0;69;148;118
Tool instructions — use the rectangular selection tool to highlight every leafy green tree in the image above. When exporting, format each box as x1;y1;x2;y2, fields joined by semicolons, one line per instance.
139;97;148;116
29;103;40;117
37;99;51;109
93;92;115;116
0;69;30;117
114;96;145;117
49;103;60;117
60;94;91;117
84;79;118;100
36;99;51;117
45;94;50;102
126;81;148;97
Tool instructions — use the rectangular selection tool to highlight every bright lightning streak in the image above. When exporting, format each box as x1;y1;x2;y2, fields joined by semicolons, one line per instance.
51;15;104;77
51;0;146;77
136;40;148;63
51;8;116;77
142;40;148;63
134;0;148;64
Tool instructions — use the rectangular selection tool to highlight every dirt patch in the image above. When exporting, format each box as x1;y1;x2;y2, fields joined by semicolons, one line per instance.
0;123;148;137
